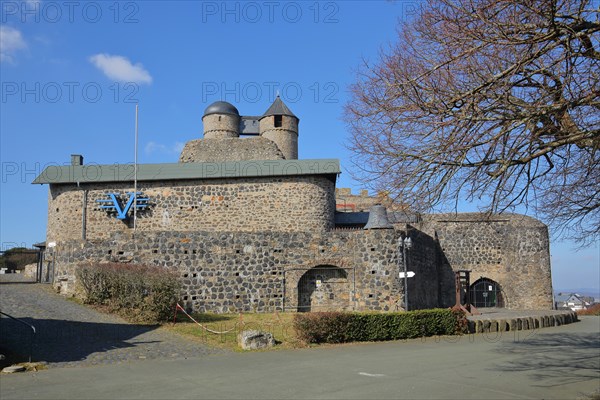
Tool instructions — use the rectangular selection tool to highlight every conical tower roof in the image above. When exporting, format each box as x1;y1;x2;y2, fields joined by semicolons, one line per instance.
262;96;298;119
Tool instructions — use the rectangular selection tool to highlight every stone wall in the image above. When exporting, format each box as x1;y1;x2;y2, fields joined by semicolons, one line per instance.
44;179;553;312
48;229;417;313
402;226;444;310
416;213;553;309
259;115;298;160
335;188;409;212
23;263;37;279
179;137;284;163
202;113;239;138
47;175;336;243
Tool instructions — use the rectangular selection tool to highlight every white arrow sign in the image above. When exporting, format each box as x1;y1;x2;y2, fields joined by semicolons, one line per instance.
399;271;416;278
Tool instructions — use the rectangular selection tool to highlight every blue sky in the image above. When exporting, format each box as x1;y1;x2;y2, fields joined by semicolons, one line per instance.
1;0;598;292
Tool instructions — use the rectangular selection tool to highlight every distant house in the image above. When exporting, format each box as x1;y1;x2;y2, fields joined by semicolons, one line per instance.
555;293;592;311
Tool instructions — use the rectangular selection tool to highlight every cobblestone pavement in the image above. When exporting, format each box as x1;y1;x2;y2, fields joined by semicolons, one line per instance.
0;283;226;369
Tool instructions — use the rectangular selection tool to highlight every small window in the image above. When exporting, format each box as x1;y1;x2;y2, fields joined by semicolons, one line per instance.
274;115;282;127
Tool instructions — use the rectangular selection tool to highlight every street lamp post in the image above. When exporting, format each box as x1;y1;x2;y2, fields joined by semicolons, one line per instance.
398;235;412;311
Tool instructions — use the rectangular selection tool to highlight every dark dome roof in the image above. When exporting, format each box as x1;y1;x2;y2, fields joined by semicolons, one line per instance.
203;101;240;117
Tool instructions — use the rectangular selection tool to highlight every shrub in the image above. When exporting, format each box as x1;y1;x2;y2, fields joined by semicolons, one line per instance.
292;312;353;343
452;308;470;334
293;309;466;344
577;304;600;316
76;262;180;324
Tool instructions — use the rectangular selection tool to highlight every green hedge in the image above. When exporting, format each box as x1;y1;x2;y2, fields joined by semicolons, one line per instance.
293;309;468;344
75;262;180;324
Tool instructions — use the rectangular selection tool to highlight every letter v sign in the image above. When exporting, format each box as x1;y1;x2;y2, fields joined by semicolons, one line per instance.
97;192;150;219
109;193;136;220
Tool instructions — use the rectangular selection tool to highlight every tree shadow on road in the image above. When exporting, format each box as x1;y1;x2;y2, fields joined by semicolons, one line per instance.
492;329;600;387
0;316;161;367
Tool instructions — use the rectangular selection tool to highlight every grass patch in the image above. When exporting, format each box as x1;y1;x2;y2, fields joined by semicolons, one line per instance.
65;295;85;305
164;309;467;351
163;311;302;351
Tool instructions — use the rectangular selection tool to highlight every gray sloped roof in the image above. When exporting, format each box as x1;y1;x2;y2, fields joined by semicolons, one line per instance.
389;211;421;224
262;96;298;119
335;212;369;225
555;293;586;304
334;210;421;226
32;159;340;184
554;294;571;303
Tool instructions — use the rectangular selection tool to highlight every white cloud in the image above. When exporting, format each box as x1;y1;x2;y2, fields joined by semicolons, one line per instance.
145;141;185;155
0;26;27;64
89;53;153;84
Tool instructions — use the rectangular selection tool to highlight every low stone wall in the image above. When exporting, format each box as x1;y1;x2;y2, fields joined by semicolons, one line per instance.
466;310;578;333
23;263;37;279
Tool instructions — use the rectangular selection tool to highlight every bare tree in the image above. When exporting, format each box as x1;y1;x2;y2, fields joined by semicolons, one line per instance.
345;0;599;245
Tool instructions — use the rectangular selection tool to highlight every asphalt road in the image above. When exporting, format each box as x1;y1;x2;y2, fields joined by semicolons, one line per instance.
1;316;598;399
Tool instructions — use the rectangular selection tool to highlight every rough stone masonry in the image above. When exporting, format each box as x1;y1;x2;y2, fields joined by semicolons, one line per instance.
33;97;553;313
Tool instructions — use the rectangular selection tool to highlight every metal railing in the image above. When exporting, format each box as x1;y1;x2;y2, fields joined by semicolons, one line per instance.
0;311;36;363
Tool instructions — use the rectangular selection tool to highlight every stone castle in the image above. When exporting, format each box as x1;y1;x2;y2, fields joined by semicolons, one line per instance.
33;97;554;312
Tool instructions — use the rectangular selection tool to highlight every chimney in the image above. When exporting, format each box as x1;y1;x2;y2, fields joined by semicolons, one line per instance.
71;154;83;166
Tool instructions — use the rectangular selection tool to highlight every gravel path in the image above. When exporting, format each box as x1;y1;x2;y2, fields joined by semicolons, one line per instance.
0;283;226;369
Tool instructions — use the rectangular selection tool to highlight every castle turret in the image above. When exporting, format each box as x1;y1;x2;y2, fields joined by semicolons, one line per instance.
202;101;240;139
259;96;299;160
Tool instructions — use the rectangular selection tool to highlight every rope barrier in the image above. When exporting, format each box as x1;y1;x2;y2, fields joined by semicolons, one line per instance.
173;303;241;334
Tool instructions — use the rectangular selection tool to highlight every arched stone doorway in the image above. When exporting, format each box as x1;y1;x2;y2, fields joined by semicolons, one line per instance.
297;266;350;312
469;278;504;308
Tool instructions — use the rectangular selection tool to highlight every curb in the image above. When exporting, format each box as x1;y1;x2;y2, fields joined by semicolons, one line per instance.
467;311;578;333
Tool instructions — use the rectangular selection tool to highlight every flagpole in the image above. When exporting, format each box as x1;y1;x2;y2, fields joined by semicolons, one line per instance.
133;103;139;233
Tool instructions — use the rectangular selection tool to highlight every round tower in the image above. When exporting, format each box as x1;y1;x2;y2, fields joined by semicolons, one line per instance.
259;96;299;160
202;101;240;139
